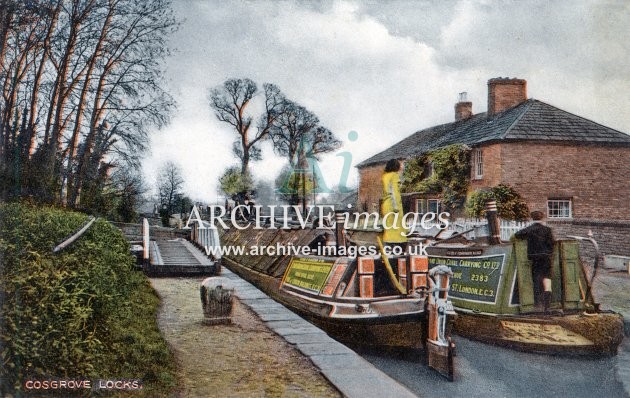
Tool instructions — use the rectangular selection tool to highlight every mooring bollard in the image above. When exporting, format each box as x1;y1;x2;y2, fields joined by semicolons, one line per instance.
200;277;234;325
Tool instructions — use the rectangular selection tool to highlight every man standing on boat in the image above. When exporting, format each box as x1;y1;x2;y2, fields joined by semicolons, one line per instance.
514;211;555;313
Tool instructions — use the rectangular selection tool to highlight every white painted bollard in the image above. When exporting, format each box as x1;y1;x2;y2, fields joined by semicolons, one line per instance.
200;277;234;325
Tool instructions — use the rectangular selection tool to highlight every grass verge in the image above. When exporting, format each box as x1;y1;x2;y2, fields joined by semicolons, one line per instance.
0;202;177;396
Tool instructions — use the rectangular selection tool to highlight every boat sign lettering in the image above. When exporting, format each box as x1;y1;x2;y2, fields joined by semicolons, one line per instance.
429;254;505;304
282;257;335;294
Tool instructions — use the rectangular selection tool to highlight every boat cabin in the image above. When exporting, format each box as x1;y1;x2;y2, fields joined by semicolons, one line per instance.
426;239;593;315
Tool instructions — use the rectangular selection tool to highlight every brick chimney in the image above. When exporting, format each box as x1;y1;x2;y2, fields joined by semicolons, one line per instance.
487;78;527;116
454;92;472;121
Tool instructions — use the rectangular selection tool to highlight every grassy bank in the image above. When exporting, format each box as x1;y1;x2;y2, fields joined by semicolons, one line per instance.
0;203;177;396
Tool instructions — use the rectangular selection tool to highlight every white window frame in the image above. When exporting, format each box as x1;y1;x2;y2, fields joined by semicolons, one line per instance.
473;148;483;179
428;199;440;214
416;199;427;214
547;199;572;219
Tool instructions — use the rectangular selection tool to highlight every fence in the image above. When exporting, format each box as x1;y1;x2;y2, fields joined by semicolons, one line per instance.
448;218;532;242
499;220;533;241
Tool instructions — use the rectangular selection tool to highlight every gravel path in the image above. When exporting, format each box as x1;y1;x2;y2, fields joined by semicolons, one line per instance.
151;277;341;397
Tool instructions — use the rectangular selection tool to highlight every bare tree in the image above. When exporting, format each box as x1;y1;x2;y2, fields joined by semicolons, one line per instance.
270;99;341;207
69;0;177;207
209;79;284;176
270;99;341;166
0;0;178;208
110;164;147;222
156;161;184;220
61;0;116;205
40;0;97;192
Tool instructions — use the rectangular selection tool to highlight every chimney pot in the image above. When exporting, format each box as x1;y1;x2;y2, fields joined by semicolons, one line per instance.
455;92;473;121
487;78;527;116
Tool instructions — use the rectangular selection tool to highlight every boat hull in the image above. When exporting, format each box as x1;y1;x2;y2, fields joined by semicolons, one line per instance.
453;311;624;355
223;256;427;349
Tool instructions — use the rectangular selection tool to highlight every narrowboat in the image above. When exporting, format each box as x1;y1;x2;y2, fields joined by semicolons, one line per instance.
345;218;624;356
424;238;624;355
191;222;457;379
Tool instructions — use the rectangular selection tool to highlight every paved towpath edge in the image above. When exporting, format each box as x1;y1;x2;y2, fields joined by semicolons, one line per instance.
219;267;419;398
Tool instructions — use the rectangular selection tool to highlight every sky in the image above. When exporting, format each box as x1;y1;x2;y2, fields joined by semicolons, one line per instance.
143;0;630;203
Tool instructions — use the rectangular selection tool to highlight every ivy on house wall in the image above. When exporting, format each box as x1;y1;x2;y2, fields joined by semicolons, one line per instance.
401;144;471;211
399;144;529;220
400;155;430;192
466;184;530;221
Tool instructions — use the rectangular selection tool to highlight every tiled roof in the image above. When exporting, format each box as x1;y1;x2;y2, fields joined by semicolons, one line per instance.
357;99;630;168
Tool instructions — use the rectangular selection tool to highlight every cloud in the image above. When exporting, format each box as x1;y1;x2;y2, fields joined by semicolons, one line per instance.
146;0;457;200
144;0;629;202
434;0;629;132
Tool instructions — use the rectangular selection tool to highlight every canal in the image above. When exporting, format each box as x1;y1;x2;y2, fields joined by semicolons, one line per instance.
352;336;627;398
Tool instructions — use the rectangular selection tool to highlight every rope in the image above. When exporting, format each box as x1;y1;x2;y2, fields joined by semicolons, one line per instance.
376;236;407;295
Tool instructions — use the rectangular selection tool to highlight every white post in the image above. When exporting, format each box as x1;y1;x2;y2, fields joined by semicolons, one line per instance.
142;218;150;264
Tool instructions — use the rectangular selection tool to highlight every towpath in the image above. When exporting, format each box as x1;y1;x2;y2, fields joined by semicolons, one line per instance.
151;277;341;397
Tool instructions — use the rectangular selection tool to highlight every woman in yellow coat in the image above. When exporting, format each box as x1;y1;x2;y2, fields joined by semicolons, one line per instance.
381;159;408;252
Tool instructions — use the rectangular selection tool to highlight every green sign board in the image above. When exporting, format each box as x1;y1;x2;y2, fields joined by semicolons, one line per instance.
428;254;505;304
282;257;335;294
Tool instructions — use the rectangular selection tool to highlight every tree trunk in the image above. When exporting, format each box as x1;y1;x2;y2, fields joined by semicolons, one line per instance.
0;5;12;75
25;2;61;159
70;66;108;206
42;1;82;199
64;2;113;206
2;61;25;162
241;152;250;176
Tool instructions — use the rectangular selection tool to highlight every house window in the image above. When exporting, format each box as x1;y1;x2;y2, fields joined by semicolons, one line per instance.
428;199;440;214
416;198;440;214
547;199;572;218
416;199;427;214
473;148;483;179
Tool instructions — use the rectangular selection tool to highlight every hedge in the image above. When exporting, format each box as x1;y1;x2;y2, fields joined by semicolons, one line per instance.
0;203;177;396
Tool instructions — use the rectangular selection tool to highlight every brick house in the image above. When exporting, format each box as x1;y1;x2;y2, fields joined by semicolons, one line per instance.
356;78;630;257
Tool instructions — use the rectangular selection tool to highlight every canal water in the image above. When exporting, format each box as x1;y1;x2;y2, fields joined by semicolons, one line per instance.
352;336;626;398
